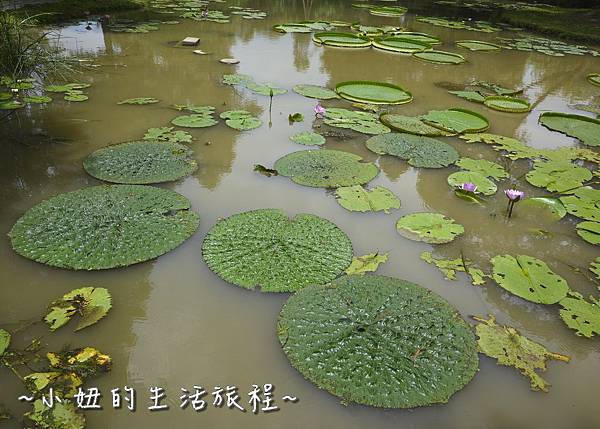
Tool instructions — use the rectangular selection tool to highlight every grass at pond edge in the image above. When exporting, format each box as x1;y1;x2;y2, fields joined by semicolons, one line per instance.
14;0;144;24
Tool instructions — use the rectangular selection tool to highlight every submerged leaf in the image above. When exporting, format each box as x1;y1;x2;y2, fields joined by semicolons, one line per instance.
254;164;278;177
420;251;487;285
335;185;400;213
45;287;112;331
474;315;569;392
46;347;112;378
345;252;389;275
396;212;464;244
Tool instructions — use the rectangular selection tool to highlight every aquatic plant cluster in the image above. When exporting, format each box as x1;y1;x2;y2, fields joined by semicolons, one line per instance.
2;0;600;427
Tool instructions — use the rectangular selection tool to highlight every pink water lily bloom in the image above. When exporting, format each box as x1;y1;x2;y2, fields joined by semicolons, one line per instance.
505;189;524;201
314;102;326;117
461;182;477;193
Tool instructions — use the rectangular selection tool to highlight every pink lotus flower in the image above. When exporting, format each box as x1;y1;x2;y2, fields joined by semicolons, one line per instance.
314;102;326;117
504;189;524;201
461;182;477;193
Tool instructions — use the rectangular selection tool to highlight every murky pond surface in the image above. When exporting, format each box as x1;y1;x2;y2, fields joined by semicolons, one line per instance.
1;1;599;428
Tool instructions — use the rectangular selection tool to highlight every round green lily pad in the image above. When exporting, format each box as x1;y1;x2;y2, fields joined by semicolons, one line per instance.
220;110;262;130
83;141;197;184
456;40;501;51
290;131;326;146
335;81;413;105
9;185;200;270
202;209;352;292
313;32;371;48
539;112;600;147
366;133;459;168
171;113;218;128
372;37;432;53
274;149;379;188
64;92;88;102
278;274;479;408
586;73;600;87
380;114;454;136
413;50;465;64
335;185;400;213
576;221;600;245
396;212;464;243
292;84;338;99
447;171;497;195
484;96;530;113
422;108;489;133
490;255;569;304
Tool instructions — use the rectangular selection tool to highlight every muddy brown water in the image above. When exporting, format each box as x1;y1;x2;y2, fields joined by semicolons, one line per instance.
1;1;599;428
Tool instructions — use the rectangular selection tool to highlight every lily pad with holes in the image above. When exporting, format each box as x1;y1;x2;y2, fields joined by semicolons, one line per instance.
456;40;501;51
313;32;371;47
246;82;287;96
576;221;600;244
292;84;339;99
278;274;479;408
558;296;600;338
335;81;412;105
559;187;600;222
290;131;326;146
520;197;567;221
587;73;600;87
117;97;159;105
484;96;530;113
474;315;570;392
171;113;218;128
413;50;465;64
380;114;454;136
345;252;388;275
422;108;489;133
335;185;400;213
366;133;459;168
490;254;569;304
539;112;600;147
220;110;262;130
396;212;464;244
274;149;378;188
45;287;112;331
525;161;592;193
323;107;391;135
202;209;352;292
455;158;508;180
372;37;432;53
0;329;9;356
83;141;197;184
447;171;497;195
9;185;200;270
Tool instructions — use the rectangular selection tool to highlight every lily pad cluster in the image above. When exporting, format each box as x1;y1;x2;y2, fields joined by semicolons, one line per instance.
498;36;599;57
45;82;91;102
447;157;507;196
171;105;218;128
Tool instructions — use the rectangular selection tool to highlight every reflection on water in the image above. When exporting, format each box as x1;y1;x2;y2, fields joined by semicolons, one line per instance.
1;1;599;428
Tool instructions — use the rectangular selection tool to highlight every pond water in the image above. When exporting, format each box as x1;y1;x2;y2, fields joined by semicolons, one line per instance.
1;1;599;428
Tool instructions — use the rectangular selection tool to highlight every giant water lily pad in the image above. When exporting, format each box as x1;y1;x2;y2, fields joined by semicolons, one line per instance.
559;187;600;222
474;315;569;392
323;108;390;135
456;40;501;51
9;185;200;270
490;255;569;304
0;100;24;109
387;32;440;44
447;171;497;195
335;185;400;213
274;149;378;188
380;114;453;136
335;81;412;105
559;295;600;338
45;287;112;331
278;274;479;408
372;37;432;53
422;108;489;133
313;32;371;47
292;84;339;99
369;5;407;17
421;251;487;285
539;112;600;147
273;23;312;33
84;141;197;184
290;131;326;146
525;161;592;193
396;212;464;243
576;221;600;244
202;209;352;292
455;157;508;180
366;133;459;168
587;73;600;87
484;96;530;113
413;50;465;64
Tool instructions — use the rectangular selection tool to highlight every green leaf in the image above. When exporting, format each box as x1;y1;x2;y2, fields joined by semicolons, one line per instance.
274;149;379;188
559;187;600;222
288;112;304;122
290;131;326;146
9;185;200;270
420;251;487;285
0;100;24;109
292;84;338;99
335;80;412;105
143;127;192;143
520;197;567;221
448;90;486;103
245;82;287;96
455;157;508;180
278;275;479;408
590;257;600;281
46;347;111;378
26;400;85;429
64;91;88;102
576;221;600;244
366;133;459;168
558;296;600;338
345;252;388;275
253;164;278;177
373;37;433;54
539;112;600;147
447;171;497;195
312;32;371;47
323;107;390;135
335;185;400;213
396;212;464;244
413;50;466;64
45;287;112;331
171;104;216;114
84;141;197;184
171;113;218;128
23;95;52;104
422;108;489;133
380;114;454;136
202;209;353;292
117;97;160;105
456;40;501;51
45;83;90;93
220;110;262;130
484;96;530;113
222;74;254;86
525;160;592;193
0;329;10;356
474;315;570;392
490;254;569;304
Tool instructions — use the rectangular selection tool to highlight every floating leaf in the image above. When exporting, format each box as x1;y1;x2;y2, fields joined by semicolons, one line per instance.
490;254;569;304
45;83;90;93
45;287;112;331
0;329;10;356
290;131;326;146
559;187;600;222
383;31;440;44
576;221;600;245
587;73;600;87
539;112;600;147
84;141;197;184
26;400;85;429
422;108;489;133
335;185;400;213
455;157;508;180
380;114;453;136
345;252;389;275
447;171;497;195
143;126;192;143
484;96;530;113
335;80;412;105
274;149;379;188
273;23;312;33
420;251;486;285
64;91;88;102
520;197;567;221
313;32;371;48
474;315;569;392
46;347;111;378
448;90;486;103
171;113;218;128
171;104;216;114
413;50;465;64
558;296;600;338
366;133;459;168
369;5;407;17
323;108;390;135
590;257;600;280
396;212;464;244
220;110;262;130
253;164;278;177
202;209;352;292
372;37;432;53
278;275;479;408
288;112;304;122
456;40;501;51
292;84;338;99
9;185;200;270
23;95;52;104
117;97;159;105
525;160;592;193
222;74;253;85
246;81;287;96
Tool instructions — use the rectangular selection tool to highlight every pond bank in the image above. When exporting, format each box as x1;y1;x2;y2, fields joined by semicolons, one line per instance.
10;0;143;24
